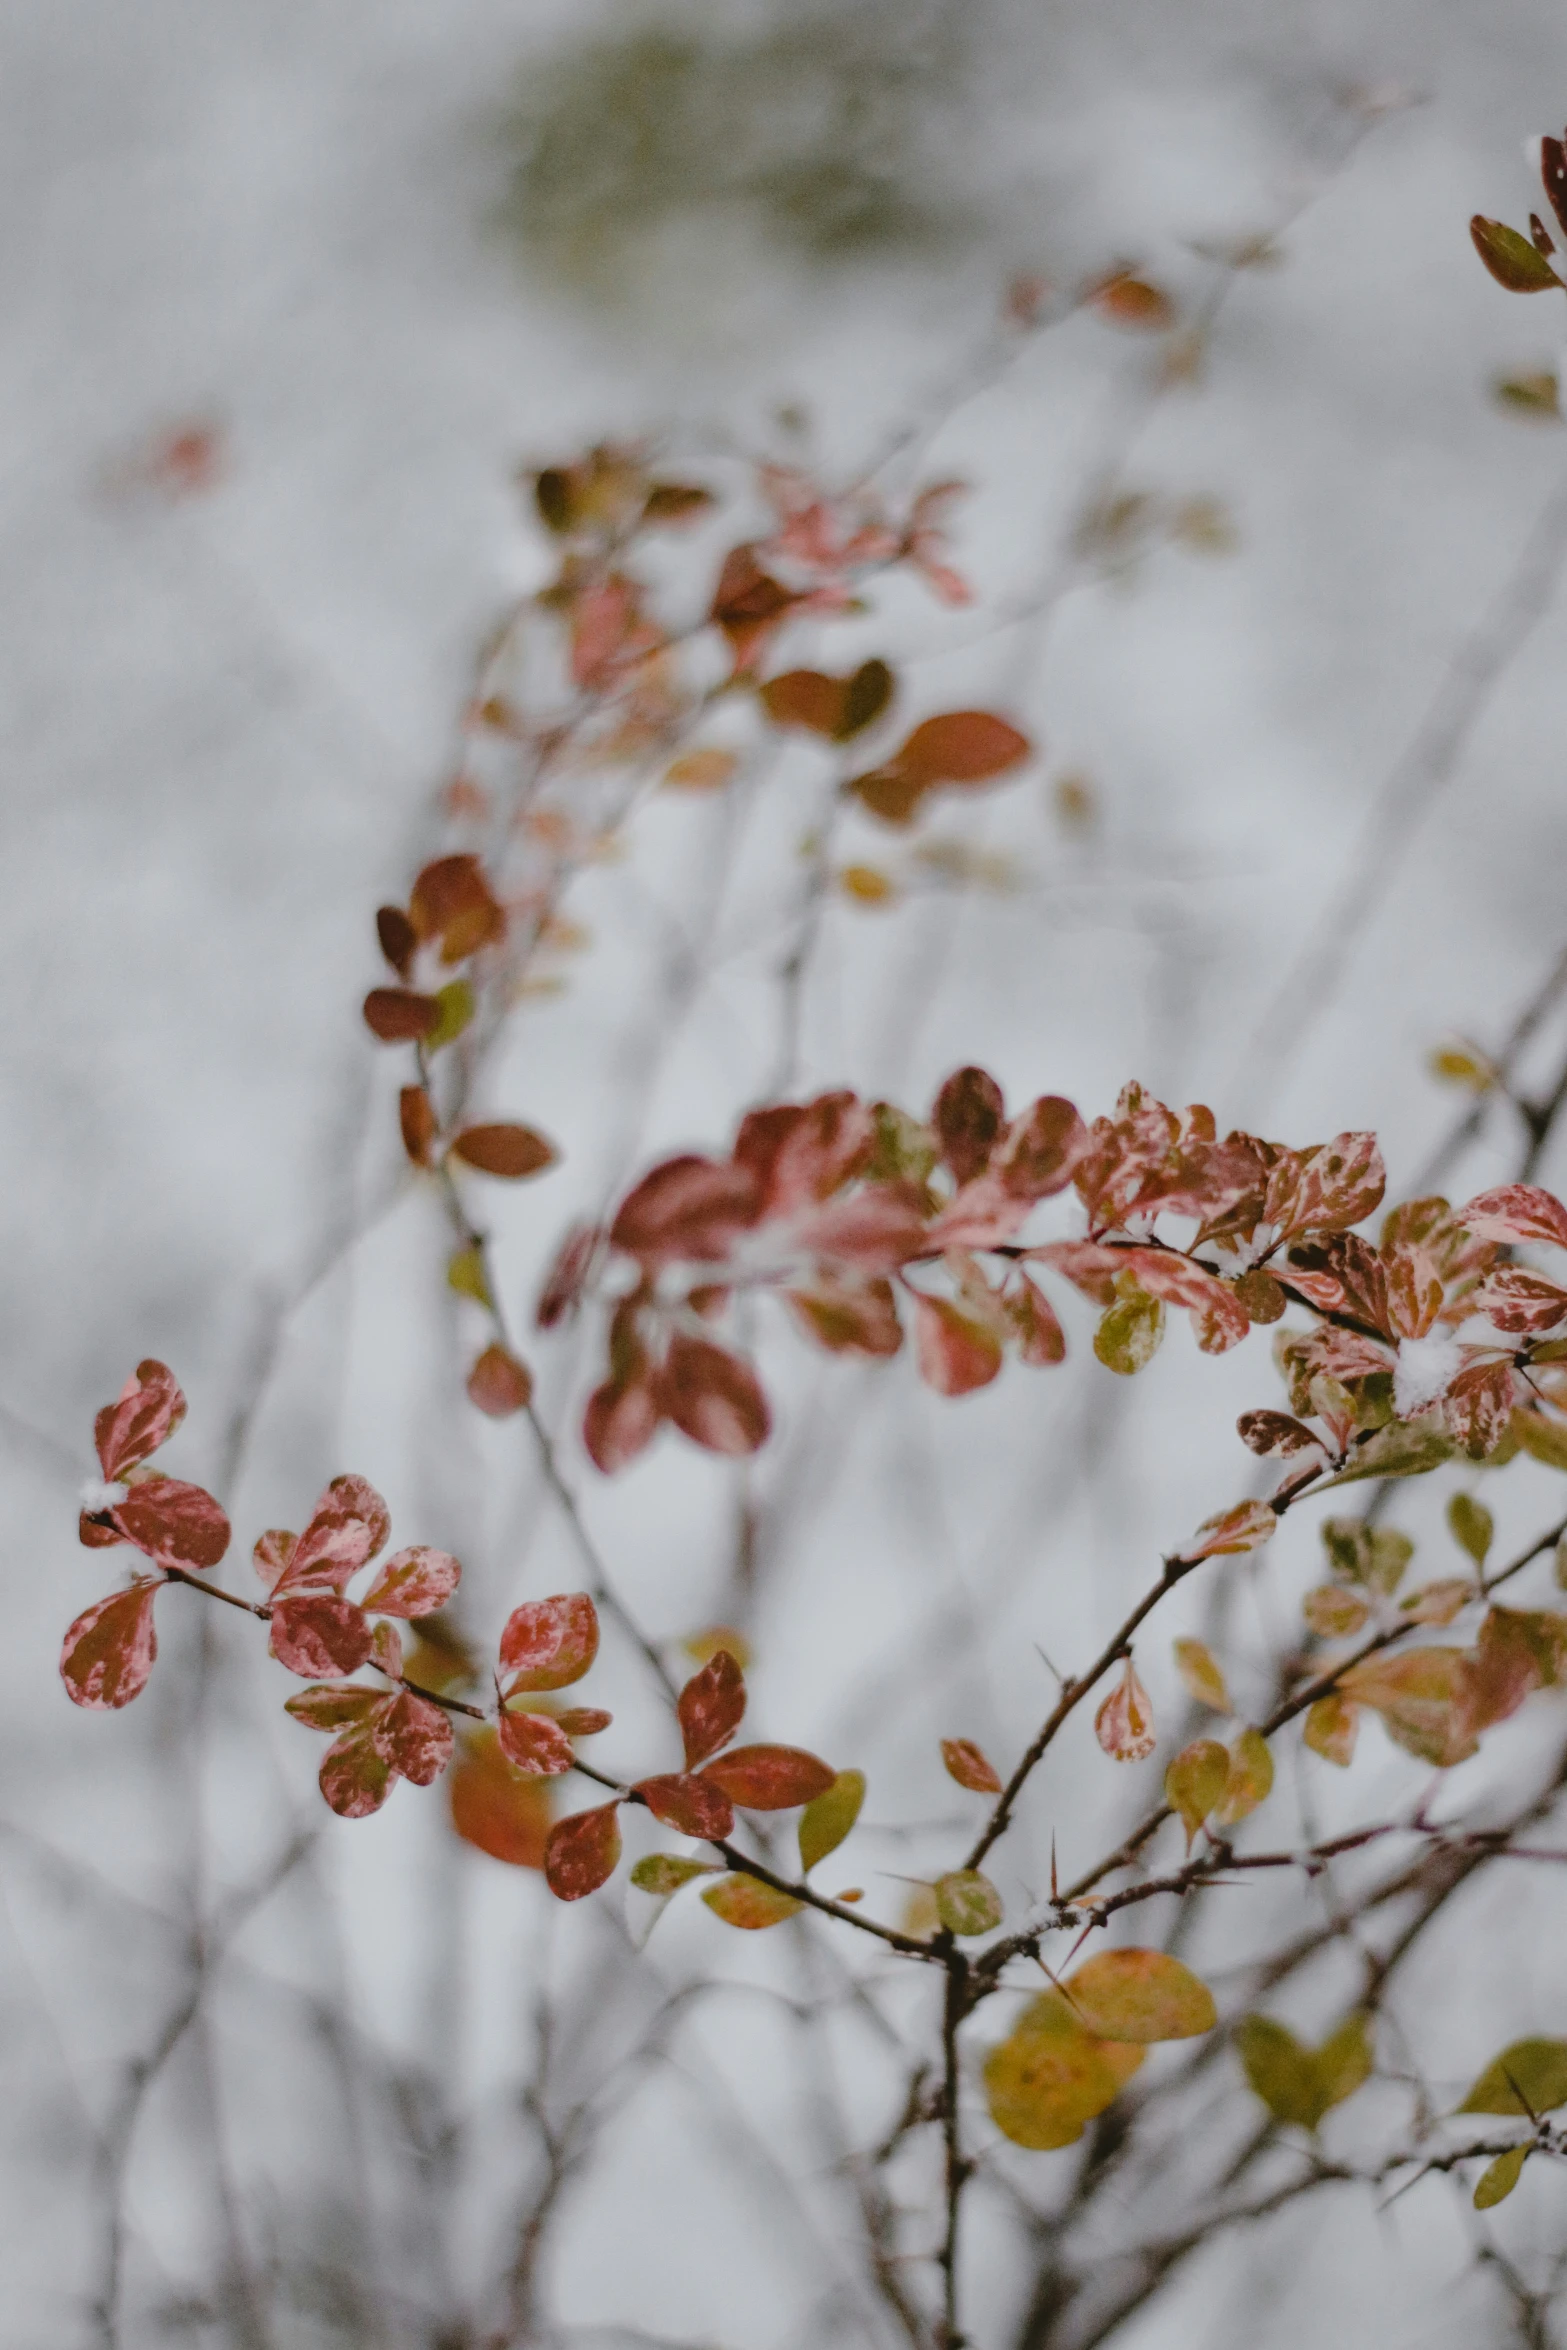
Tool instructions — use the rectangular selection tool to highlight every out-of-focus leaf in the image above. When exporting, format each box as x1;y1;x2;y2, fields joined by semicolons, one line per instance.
449;1728;551;1867
1237;2011;1372;2131
425;979;475;1052
934;1066;1005;1185
701;1874;803;1930
377;905;417;978
1317;1419;1454;1489
701;1744;836;1809
941;1737;1003;1794
935;1869;1003;1937
1165;1739;1229;1846
663;748;739;791
1458;2038;1567;2116
1512;1409;1567;1472
1096;1656;1156;1761
1492;370;1560;418
799;1768;866;1871
1474;2145;1531;2206
500;1593;600;1692
1321;1519;1412;1593
678;1647;746;1769
912;1294;1005;1396
361;1546;460;1619
983;1994;1136;2150
1303;1692;1359;1766
467;1344;533;1417
1342;1647;1477;1767
447;1245;492;1308
544;1802;623;1901
658;1333;771;1455
60;1580;160;1710
1216;1726;1274;1825
1187;1501;1277;1560
1092;273;1175;328
363;987;439;1043
1471;215;1563;292
1172;1638;1230;1711
399;1085;437;1167
1063;1950;1216;2042
1303;1585;1371;1637
449;1123;557;1179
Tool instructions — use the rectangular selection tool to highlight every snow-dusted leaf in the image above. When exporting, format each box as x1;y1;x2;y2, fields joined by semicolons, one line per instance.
1459;1183;1567;1249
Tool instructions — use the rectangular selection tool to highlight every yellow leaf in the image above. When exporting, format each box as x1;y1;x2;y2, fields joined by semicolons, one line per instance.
664;748;739;791
701;1875;803;1931
1061;1949;1216;2043
1215;1726;1273;1824
1172;1637;1230;1712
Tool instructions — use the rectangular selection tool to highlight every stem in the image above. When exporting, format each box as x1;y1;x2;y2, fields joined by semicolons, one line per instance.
938;1950;970;2349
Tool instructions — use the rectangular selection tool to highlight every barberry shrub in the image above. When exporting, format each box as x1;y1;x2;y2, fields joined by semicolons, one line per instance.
54;129;1567;2350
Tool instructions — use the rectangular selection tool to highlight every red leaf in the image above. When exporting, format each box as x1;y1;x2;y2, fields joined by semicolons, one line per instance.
536;1223;601;1329
284;1682;386;1732
759;669;845;735
700;1744;836;1809
544;1802;623;1900
112;1476;231;1569
1272;1133;1386;1237
1236;1410;1323;1459
361;1545;461;1619
370;1689;454;1785
408;854;505;961
556;1706;612;1736
678;1648;747;1768
466;1344;534;1417
583;1373;662;1474
636;1773;736;1839
399;1085;438;1166
363;987;440;1043
709;544;796;669
791;1185;929;1272
1459;1184;1567;1252
450;1728;552;1866
658;1335;771;1456
449;1123;557;1180
786;1272;904;1357
319;1724;395;1819
95;1360;186;1480
269;1594;373;1680
913;1295;1004;1397
278;1476;391;1594
934;1067;1005;1186
1005;1271;1066;1367
610;1155;760;1267
497;1707;575;1776
377;904;417;979
499;1593;600;1692
897;712;1030;784
942;1737;1003;1793
79;1511;123;1549
998;1096;1090;1201
1091;273;1175;328
60;1580;159;1709
1472;1268;1567;1335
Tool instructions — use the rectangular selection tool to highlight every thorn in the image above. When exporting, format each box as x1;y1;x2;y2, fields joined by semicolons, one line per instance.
1034;1643;1065;1687
1050;1834;1059;1903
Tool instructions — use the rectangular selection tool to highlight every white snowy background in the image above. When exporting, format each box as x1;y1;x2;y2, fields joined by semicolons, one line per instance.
7;2;1567;2346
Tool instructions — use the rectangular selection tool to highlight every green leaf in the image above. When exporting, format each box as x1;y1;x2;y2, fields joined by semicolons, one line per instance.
1236;2011;1372;2131
426;978;476;1051
630;1853;718;1896
1513;1411;1567;1472
935;1869;1003;1937
1317;1419;1454;1490
1458;2038;1567;2116
1164;1739;1229;1847
1474;2144;1531;2207
1094;1282;1165;1376
799;1767;866;1873
447;1245;492;1307
1471;215;1563;293
1447;1493;1493;1566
